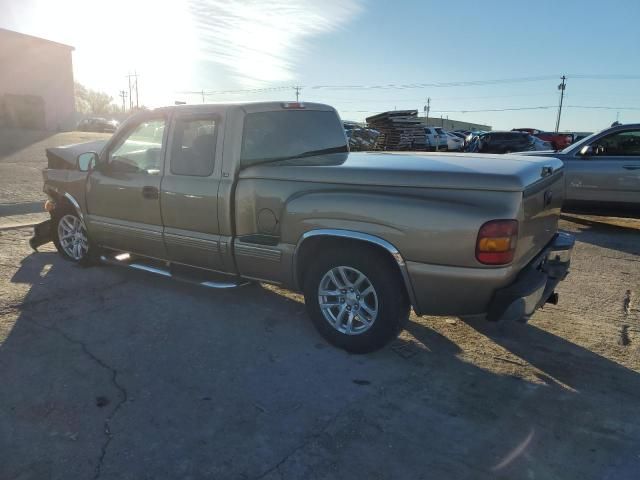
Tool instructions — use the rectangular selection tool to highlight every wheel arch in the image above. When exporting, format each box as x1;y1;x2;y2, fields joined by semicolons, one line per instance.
293;229;420;314
46;186;84;220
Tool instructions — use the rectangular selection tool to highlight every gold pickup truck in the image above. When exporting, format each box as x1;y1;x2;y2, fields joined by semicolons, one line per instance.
32;102;574;353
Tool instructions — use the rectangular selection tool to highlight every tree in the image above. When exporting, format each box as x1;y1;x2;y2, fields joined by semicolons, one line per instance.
75;82;119;115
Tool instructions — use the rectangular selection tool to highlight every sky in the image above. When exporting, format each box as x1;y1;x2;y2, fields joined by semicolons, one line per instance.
1;0;639;131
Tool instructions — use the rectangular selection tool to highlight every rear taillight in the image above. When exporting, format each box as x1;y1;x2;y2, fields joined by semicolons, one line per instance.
476;220;519;265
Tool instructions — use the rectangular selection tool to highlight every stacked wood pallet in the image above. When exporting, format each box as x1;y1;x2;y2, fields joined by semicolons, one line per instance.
366;110;428;151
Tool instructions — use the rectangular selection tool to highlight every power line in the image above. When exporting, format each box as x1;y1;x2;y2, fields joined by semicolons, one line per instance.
179;73;640;97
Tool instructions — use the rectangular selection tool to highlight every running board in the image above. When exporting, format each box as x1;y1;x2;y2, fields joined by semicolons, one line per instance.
99;253;251;289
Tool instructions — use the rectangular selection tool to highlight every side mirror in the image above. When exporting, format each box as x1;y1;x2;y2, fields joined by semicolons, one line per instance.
77;152;98;172
579;145;593;156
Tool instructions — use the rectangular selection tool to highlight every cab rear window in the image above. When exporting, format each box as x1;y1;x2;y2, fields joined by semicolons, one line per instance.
240;110;347;167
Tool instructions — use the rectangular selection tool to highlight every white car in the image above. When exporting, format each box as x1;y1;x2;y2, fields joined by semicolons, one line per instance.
424;127;448;151
445;132;464;151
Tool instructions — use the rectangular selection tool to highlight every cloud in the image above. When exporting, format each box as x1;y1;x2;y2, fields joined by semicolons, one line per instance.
188;0;362;86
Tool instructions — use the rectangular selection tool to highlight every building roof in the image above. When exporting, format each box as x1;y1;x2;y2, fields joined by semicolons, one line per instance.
0;28;74;50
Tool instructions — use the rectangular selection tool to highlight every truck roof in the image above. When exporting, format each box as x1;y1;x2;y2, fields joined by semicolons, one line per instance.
152;101;337;115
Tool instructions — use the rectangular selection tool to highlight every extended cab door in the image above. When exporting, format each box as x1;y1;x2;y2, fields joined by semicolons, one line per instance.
160;111;225;271
85;115;168;258
565;128;640;205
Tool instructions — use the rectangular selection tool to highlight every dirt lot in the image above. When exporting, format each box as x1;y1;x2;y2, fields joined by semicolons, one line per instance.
0;132;639;479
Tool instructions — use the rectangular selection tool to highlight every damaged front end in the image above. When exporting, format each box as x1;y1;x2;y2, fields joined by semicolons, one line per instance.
31;140;106;252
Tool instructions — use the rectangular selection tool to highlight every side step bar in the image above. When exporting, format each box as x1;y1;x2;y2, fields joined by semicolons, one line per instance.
99;253;251;289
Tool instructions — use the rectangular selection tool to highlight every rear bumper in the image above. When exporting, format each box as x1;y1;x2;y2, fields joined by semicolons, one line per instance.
486;232;575;322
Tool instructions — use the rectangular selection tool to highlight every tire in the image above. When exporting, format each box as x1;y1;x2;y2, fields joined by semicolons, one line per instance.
52;208;98;266
303;245;410;354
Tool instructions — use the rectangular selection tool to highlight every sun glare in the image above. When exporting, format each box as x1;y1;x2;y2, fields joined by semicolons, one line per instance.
21;0;361;106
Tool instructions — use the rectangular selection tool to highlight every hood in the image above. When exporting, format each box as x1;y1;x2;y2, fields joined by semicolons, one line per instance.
46;140;108;169
240;151;564;192
512;150;560;157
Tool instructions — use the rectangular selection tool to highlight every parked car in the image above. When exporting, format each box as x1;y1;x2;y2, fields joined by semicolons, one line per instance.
466;131;535;153
531;136;554;151
33;101;574;353
514;123;640;211
77;117;119;133
464;130;487;148
424;127;448;151
571;131;593;143
512;128;573;151
454;130;471;137
445;132;464;151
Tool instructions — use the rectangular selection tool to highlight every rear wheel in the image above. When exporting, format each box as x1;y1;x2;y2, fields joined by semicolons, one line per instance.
52;209;97;266
303;246;410;353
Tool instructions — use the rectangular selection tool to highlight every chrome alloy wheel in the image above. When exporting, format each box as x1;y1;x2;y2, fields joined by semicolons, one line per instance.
318;266;379;335
58;214;89;260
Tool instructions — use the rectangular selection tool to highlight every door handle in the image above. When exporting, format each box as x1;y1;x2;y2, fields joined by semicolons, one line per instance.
142;186;159;199
622;165;640;170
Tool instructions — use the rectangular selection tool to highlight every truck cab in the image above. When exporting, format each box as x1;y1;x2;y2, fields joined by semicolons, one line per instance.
35;102;574;353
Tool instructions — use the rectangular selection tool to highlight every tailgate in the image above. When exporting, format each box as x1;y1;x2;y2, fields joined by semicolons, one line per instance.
515;169;565;266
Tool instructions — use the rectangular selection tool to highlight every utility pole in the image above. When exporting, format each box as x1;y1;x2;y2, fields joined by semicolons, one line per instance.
127;74;132;110
424;97;431;125
294;85;301;102
134;70;139;108
126;71;140;110
119;90;128;112
555;75;566;133
201;89;205;103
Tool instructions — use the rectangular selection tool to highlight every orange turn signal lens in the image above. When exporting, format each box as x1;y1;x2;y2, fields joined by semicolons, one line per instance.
477;237;512;252
44;200;55;212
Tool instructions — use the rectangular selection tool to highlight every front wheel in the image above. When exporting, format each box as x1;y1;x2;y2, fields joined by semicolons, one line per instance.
52;210;96;265
303;246;410;353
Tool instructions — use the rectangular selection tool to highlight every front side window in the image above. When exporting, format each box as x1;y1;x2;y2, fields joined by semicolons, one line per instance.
240;110;347;168
593;130;640;156
109;118;166;172
170;118;217;176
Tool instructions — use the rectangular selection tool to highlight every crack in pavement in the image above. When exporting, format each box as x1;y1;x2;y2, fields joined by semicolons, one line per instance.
26;317;128;480
252;409;346;480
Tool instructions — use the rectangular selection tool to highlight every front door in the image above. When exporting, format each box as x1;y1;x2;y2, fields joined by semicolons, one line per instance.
565;128;640;205
86;115;168;258
160;112;224;271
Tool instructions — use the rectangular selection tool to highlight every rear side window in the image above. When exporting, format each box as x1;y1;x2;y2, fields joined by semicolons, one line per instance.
241;110;347;167
170;117;217;176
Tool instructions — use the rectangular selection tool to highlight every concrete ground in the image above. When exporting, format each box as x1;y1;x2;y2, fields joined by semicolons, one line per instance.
0;132;639;479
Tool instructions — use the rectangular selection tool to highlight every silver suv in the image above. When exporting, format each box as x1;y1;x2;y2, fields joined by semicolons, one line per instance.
516;123;640;210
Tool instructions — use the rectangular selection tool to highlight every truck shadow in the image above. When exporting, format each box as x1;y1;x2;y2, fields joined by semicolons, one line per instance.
561;213;640;256
1;251;640;479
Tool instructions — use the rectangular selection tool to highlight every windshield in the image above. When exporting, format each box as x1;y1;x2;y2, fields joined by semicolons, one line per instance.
560;130;600;153
241;110;348;167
